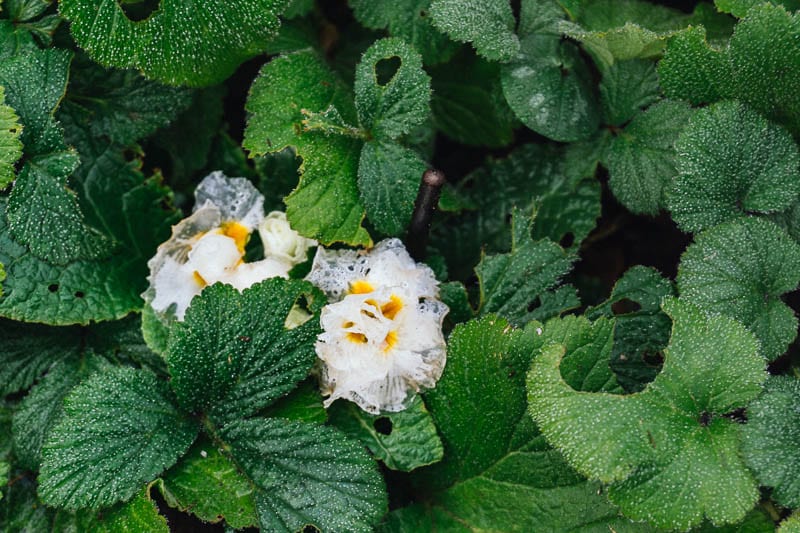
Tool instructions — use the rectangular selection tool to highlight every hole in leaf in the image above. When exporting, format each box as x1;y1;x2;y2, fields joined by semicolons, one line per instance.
722;408;747;424
373;417;393;435
48;284;59;293
611;298;641;315
526;296;542;313
559;232;575;248
303;526;321;533
419;9;428;17
698;411;711;427
375;56;401;86
117;0;160;22
74;291;85;299
284;294;314;329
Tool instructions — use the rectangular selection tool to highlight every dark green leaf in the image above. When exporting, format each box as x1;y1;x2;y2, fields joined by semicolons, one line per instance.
668;101;800;232
476;210;575;326
607;100;694;215
528;298;765;530
715;0;800;18
329;395;444;471
677;217;800;360
221;417;387;532
599;59;660;126
357;140;424;236
349;0;457;65
429;0;519;62
59;0;289;86
38;367;199;510
501;34;600;142
166;279;323;425
261;380;327;424
0;87;22;189
741;376;800;509
159;436;258;529
71;488;169;533
244;49;370;246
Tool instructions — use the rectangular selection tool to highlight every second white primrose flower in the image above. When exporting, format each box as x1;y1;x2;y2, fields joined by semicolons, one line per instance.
307;239;448;414
144;171;315;321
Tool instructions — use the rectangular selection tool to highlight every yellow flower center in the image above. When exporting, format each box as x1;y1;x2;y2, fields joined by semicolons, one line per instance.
193;271;208;287
349;280;374;294
220;221;250;253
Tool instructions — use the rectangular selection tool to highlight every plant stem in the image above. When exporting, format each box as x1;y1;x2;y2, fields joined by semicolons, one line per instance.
407;168;445;262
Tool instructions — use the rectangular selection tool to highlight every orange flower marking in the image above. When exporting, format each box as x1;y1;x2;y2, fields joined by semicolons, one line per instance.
220;221;250;253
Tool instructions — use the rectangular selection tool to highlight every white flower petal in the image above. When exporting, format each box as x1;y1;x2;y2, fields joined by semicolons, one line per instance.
188;233;242;285
224;258;292;291
193;171;264;230
258;210;316;265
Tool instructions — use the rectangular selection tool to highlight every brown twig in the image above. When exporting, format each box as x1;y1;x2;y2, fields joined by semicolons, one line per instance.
407;169;446;261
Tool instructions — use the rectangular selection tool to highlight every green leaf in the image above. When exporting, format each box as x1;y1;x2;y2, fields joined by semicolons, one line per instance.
0;319;81;395
8;152;115;264
72;488;169;533
715;0;800;19
587;266;675;393
429;50;516;147
599;59;660;127
261;380;327;424
400;316;648;531
38;367;199;510
6;0;52;22
741;376;800;509
221;417;387;532
429;0;519;62
357;140;424;236
559;0;688;68
692;508;775;533
62;57;192;146
0;86;22;189
166;279;323;425
349;0;457;65
0;473;54;530
244;49;370;246
781;513;800;533
329;395;444;471
528;298;765;530
354;37;431;140
607;99;694;215
59;0;289;86
677;217;800;360
501;34;600;142
476;210;575;326
668;101;800;232
660;4;800;137
0;47;70;156
159;436;258;529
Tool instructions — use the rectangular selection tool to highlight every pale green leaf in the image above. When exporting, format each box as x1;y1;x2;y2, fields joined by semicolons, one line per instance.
715;0;800;19
221;417;387;532
607;100;694;215
159;436;258;529
357;140;424;236
741;376;800;508
476;210;575;326
38;367;199;510
349;0;458;65
528;298;765;530
72;488;169;533
0;86;22;189
429;0;520;62
501;34;600;142
781;513;800;533
677;217;800;360
59;0;289;86
329;395;443;471
668;101;800;232
244;49;370;246
166;279;323;425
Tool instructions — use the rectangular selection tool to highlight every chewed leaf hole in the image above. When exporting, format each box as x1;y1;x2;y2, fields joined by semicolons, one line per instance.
118;0;160;22
48;284;59;293
375;56;401;86
373;416;393;435
526;296;542;313
611;298;642;315
74;291;85;299
284;294;314;329
559;232;575;248
303;526;321;533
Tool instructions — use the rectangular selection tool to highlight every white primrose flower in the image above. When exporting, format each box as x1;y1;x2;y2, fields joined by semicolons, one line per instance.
306;239;448;414
144;171;312;321
258;211;317;265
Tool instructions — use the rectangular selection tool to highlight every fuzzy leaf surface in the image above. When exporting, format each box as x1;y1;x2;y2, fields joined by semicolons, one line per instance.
429;0;519;61
396;316;649;531
329;395;443;471
38;367;199;510
668;101;800;232
244;50;370;246
677;217;800;360
741;376;800;508
0;86;22;189
599;59;660;127
476;210;575;326
528;298;765;530
159;437;258;529
608;100;694;215
166;279;323;424
221;417;387;532
71;489;170;533
59;0;288;86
